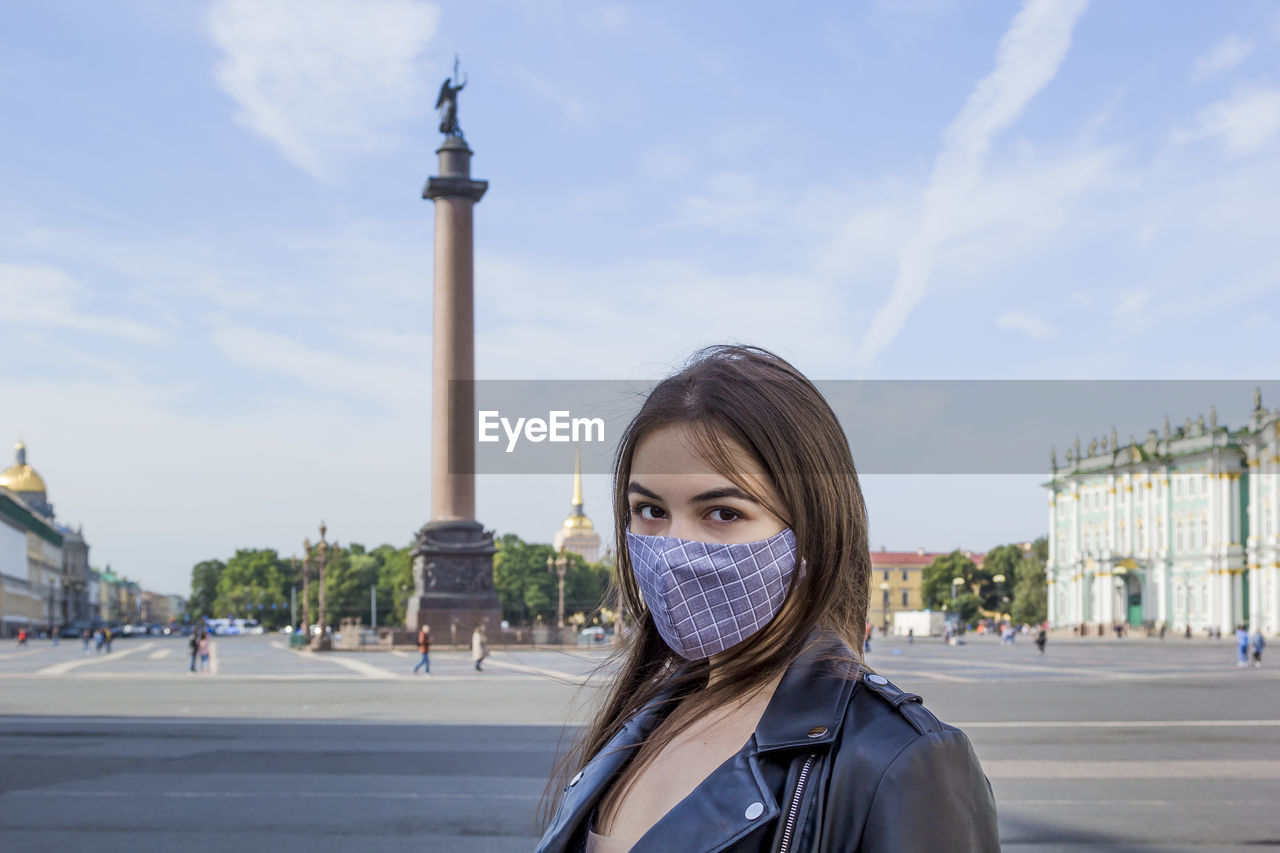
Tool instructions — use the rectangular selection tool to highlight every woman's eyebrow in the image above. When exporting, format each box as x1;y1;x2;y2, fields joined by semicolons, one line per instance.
626;482;758;504
689;486;758;504
627;482;662;500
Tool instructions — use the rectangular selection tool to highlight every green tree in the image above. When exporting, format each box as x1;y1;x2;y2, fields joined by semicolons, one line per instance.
213;549;291;629
189;559;225;619
322;544;382;626
494;534;558;624
981;544;1025;617
373;543;412;627
921;550;995;624
1010;536;1048;625
493;534;612;625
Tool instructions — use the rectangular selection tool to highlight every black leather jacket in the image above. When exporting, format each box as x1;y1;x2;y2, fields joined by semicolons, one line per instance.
536;634;999;852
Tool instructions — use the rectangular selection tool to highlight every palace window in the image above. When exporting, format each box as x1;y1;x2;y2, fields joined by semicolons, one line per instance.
1176;518;1185;551
901;591;909;607
883;570;889;581
901;570;908;581
1200;517;1209;550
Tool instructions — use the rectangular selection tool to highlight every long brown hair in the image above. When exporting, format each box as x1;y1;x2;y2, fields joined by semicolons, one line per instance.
542;344;871;826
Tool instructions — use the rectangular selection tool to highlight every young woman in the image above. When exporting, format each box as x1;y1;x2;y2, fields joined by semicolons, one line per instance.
536;345;999;852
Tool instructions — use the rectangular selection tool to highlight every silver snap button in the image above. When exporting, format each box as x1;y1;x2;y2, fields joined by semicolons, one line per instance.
866;674;888;685
745;802;764;820
569;771;583;787
807;726;827;738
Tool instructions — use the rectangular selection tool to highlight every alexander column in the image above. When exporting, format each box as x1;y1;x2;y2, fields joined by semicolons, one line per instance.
405;63;502;643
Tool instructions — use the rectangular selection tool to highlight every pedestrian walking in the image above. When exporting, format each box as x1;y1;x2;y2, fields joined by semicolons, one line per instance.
1235;624;1249;668
863;622;872;654
51;626;60;647
413;624;431;675
103;626;113;653
197;631;211;673
907;627;914;644
93;628;104;654
1250;629;1265;668
16;627;27;647
81;628;91;654
472;624;490;671
188;628;200;672
1035;627;1047;655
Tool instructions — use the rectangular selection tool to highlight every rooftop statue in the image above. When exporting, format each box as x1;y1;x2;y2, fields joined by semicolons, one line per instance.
435;56;468;138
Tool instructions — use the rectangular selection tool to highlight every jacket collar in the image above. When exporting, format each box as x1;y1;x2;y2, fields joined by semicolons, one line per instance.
753;631;860;753
534;631;861;853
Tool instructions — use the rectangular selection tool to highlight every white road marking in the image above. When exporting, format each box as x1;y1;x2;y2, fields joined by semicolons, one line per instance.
37;642;156;675
319;654;400;679
484;653;588;682
983;759;1280;779
147;649;171;660
8;789;538;800
958;719;1280;728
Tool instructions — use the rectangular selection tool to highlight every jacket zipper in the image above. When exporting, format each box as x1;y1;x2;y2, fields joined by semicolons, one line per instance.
777;754;816;853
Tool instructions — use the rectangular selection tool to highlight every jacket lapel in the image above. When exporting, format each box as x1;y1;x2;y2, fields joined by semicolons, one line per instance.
632;738;779;853
534;689;675;853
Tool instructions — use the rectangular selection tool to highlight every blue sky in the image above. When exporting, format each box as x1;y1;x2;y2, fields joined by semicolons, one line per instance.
3;0;1279;594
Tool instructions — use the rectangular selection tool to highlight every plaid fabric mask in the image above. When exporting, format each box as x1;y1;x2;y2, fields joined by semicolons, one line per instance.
627;527;798;660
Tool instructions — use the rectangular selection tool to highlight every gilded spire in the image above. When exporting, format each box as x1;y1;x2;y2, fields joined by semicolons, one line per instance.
571;444;583;510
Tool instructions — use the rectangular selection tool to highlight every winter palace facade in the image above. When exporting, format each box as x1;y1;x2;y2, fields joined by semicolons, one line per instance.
1045;392;1279;636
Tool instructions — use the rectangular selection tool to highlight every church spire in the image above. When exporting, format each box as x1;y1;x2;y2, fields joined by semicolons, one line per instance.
571;444;583;511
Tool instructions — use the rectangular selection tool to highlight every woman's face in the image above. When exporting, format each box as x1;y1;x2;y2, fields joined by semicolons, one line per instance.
628;424;787;544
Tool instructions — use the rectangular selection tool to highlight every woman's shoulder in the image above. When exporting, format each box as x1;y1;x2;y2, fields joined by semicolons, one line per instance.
834;671;979;776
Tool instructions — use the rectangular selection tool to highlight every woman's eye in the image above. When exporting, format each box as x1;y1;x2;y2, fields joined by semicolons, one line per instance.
633;504;666;521
708;507;741;523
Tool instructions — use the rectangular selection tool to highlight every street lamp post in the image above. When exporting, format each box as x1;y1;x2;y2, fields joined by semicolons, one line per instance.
951;576;965;603
302;541;313;640
992;573;1007;620
310;522;339;651
547;551;568;634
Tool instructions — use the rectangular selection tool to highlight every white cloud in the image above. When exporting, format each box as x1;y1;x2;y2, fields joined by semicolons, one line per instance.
208;0;440;177
0;263;171;344
1186;84;1280;156
511;65;589;125
1190;36;1255;83
853;0;1090;374
208;324;426;412
996;311;1057;340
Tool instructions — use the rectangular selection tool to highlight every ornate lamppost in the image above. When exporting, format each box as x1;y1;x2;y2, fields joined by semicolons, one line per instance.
302;540;313;640
311;522;339;651
547;551;568;633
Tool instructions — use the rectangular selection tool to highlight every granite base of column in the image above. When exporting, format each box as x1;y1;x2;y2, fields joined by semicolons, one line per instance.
404;520;501;646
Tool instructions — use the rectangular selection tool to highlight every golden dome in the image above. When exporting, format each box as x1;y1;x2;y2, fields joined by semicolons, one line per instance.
562;513;595;532
1;442;47;494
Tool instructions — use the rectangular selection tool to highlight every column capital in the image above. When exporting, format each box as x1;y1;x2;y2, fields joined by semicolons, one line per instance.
424;176;488;202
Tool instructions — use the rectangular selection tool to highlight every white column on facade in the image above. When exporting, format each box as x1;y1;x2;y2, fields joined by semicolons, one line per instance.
1072;484;1083;625
1047;493;1058;626
1125;474;1135;555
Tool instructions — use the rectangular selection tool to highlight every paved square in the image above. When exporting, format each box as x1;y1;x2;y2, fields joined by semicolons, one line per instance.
1;632;1276;851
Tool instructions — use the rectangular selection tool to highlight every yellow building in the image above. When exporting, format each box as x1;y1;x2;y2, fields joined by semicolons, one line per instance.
553;448;601;561
867;547;987;631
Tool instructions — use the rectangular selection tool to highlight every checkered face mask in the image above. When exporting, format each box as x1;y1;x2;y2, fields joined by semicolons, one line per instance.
627;527;798;660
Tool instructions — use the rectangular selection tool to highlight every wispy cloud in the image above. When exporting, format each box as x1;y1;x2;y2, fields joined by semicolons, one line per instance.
1190;36;1254;83
208;0;440;178
853;0;1090;374
1183;84;1280;157
996;310;1057;340
511;65;589;125
208;324;426;411
0;263;171;344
